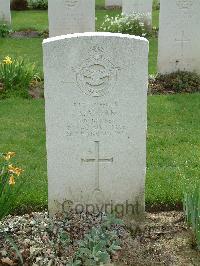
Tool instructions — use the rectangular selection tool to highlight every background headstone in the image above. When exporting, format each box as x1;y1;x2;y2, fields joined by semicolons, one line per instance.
158;0;200;74
48;0;95;37
105;0;122;8
0;0;11;24
122;0;153;27
43;33;148;217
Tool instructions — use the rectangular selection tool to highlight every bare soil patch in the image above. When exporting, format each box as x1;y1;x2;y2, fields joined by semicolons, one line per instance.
118;211;200;265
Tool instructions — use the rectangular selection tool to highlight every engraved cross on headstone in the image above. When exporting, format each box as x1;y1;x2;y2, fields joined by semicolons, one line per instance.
81;141;113;191
175;31;190;56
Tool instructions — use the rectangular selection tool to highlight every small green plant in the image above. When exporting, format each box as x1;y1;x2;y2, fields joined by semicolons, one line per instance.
0;56;40;99
69;215;123;266
28;0;48;9
100;13;152;37
149;71;200;94
0;152;24;219
184;183;200;250
0;23;11;38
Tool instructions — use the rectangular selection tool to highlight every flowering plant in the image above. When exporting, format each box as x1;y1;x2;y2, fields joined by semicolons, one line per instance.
28;0;48;9
100;13;152;37
0;152;23;219
0;56;40;98
0;23;11;38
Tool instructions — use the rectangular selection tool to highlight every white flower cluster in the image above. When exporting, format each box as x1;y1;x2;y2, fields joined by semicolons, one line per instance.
100;12;151;37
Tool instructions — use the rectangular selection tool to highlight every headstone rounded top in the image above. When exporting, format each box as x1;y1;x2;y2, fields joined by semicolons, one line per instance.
43;32;148;45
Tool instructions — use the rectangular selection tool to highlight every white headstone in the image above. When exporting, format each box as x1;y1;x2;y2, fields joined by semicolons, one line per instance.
48;0;95;37
122;0;152;27
105;0;122;8
43;32;148;217
158;0;200;74
0;0;11;24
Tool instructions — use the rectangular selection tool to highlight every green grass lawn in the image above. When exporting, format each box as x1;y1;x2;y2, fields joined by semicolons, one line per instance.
152;9;159;28
96;0;105;8
12;10;48;31
149;37;158;74
0;94;199;212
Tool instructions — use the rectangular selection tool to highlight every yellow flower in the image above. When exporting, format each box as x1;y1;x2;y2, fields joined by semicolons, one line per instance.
14;167;23;176
8;164;23;176
8;164;15;173
4;152;16;161
9;175;15;186
3;56;12;65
